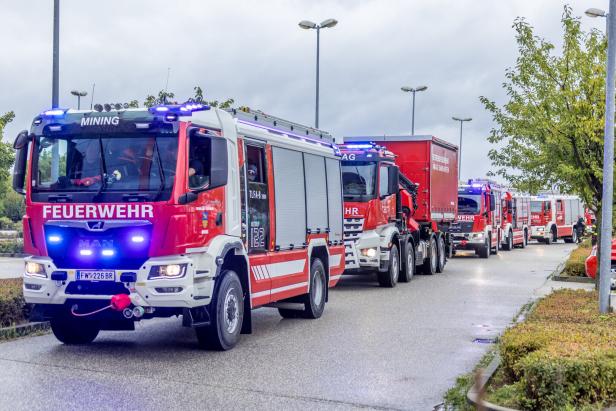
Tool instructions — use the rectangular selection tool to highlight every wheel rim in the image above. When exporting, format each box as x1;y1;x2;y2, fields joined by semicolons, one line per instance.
431;240;437;270
313;269;324;307
391;251;399;282
439;239;445;266
509;234;513;248
573;230;577;242
407;251;414;278
224;288;239;334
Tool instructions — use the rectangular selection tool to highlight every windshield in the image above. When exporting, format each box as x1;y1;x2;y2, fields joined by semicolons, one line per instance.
531;201;544;213
33;133;178;197
341;161;377;198
458;194;482;215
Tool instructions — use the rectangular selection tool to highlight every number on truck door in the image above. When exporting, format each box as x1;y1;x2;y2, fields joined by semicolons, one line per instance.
243;144;270;252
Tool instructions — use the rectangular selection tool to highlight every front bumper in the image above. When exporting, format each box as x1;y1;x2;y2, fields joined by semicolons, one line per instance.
21;254;216;309
344;231;388;271
530;226;548;239
451;232;486;250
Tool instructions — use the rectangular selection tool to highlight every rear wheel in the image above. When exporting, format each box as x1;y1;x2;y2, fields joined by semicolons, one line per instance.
51;314;100;345
378;244;400;287
478;236;490;259
490;231;500;255
399;241;415;283
196;270;243;350
521;229;528;248
300;258;327;318
565;229;577;244
503;230;513;251
436;235;446;273
421;237;438;274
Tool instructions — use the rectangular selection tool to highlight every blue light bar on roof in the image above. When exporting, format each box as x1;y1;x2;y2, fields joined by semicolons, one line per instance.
343;143;375;149
41;108;68;117
148;103;210;117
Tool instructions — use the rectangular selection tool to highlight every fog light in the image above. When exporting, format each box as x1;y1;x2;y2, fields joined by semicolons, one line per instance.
24;283;42;290
25;262;46;277
155;287;183;293
360;247;377;258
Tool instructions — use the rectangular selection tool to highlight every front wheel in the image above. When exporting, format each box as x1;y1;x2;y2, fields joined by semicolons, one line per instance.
503;230;513;251
51;315;100;345
421;237;438;274
521;230;528;248
478;236;490;259
196;270;244;351
378;244;400;287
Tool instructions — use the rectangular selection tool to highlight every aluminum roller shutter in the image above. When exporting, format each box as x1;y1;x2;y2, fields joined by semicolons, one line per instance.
304;154;328;232
272;147;307;248
326;158;343;243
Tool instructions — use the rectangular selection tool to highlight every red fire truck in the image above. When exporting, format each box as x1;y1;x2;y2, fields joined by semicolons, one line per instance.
13;105;345;350
530;195;584;243
340;135;458;286
499;192;531;250
450;180;503;258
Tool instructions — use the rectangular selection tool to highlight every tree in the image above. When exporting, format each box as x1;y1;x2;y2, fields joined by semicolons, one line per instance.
0;111;16;199
140;86;234;109
480;6;608;215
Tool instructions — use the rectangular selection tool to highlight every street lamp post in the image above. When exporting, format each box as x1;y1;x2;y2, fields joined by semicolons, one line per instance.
52;0;60;108
452;117;472;178
70;90;88;109
586;4;615;313
299;18;338;128
401;86;428;135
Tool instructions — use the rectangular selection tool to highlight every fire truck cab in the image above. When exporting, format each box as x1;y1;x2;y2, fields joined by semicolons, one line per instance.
499;192;531;250
451;180;502;258
13;105;345;350
530;195;584;244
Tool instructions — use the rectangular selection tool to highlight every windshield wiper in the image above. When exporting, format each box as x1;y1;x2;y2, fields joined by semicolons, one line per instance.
152;138;166;201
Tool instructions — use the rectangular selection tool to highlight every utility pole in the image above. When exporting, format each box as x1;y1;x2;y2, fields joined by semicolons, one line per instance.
52;0;60;108
452;117;472;179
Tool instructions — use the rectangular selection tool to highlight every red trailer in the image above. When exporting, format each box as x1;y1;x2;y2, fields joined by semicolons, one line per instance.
340;135;458;286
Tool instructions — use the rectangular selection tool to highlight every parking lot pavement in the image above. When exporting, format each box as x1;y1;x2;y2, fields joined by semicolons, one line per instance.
0;257;24;279
0;242;575;410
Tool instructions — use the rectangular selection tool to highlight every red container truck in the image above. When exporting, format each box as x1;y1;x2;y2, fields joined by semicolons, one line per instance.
340;135;458;286
499;192;531;250
530;195;585;243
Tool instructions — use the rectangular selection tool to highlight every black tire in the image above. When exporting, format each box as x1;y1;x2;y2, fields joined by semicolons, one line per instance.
51;315;100;345
565;229;577;244
503;230;513;251
490;231;499;255
300;258;327;318
378;244;400;287
478;236;490;259
196;270;243;351
421;237;438;274
399;241;415;283
521;229;528;248
436;235;446;273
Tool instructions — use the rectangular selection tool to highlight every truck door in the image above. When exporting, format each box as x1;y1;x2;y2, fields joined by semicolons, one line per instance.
556;199;565;226
378;164;396;224
242;142;271;302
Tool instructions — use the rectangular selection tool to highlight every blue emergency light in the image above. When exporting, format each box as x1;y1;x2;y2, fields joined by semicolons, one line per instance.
343;143;375;149
41;108;68;118
148;102;210;117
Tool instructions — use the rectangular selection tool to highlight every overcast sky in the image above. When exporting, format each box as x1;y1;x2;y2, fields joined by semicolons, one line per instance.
0;0;607;180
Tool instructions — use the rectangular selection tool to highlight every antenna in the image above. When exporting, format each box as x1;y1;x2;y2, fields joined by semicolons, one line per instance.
90;83;95;110
164;67;171;93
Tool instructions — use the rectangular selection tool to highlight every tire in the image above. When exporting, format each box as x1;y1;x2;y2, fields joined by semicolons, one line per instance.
490;232;499;255
378;244;400;287
196;270;243;351
421;237;438;274
565;229;577;244
503;230;513;251
478;236;490;259
436;235;446;273
51;315;100;345
545;229;553;245
399;241;415;283
521;230;528;248
300;258;328;318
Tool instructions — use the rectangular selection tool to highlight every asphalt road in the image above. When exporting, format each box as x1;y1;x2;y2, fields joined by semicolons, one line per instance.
0;242;576;411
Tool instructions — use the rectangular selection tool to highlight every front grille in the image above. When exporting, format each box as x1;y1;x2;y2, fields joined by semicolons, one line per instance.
65;281;129;295
449;221;473;233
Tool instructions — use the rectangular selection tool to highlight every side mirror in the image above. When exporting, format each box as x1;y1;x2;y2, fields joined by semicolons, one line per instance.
209;137;228;189
388;167;399;195
178;191;198;205
12;130;30;195
489;193;496;212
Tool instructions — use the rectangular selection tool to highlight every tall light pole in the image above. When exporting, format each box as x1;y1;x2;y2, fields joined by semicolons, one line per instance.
70;90;88;109
586;4;615;313
401;86;428;135
52;0;60;108
452;117;472;178
299;18;338;128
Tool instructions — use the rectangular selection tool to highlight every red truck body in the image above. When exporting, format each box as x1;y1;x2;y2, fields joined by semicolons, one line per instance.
530;195;584;244
499;192;531;249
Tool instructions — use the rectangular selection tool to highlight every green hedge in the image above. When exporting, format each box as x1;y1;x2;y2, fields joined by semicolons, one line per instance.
0;278;28;327
0;239;24;254
492;290;616;410
562;239;592;277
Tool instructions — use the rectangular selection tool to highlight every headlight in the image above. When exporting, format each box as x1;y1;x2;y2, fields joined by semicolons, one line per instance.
148;264;187;279
360;247;378;258
25;262;46;277
471;233;484;240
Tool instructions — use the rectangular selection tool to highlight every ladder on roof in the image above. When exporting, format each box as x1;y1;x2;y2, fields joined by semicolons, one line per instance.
226;107;334;144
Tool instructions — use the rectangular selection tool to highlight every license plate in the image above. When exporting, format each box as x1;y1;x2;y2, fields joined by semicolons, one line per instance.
76;270;115;281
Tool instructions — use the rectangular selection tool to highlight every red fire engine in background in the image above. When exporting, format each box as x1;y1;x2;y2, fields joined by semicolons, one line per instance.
499;192;531;250
450;180;503;258
530;195;584;244
13;105;345;350
339;135;458;286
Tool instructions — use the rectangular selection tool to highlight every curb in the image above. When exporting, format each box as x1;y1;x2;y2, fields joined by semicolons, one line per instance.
0;321;49;340
0;253;27;258
552;275;595;283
